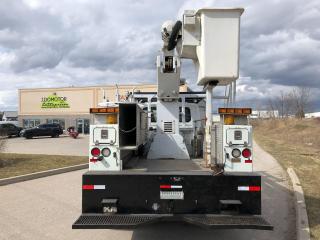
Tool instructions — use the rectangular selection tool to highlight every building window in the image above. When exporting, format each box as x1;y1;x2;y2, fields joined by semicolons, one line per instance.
150;106;157;122
23;119;40;128
179;107;191;122
76;119;90;134
143;106;157;123
47;119;65;129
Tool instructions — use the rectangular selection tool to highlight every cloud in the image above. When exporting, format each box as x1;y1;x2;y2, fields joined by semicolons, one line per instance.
0;0;319;111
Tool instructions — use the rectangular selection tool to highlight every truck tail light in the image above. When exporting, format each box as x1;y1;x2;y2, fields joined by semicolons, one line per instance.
101;148;111;157
91;147;101;157
242;148;251;158
231;148;241;158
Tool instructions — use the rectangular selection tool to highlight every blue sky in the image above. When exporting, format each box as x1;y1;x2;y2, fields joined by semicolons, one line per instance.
0;0;319;111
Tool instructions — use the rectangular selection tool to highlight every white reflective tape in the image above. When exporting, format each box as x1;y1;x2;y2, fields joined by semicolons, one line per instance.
94;185;106;190
238;186;249;191
171;185;183;189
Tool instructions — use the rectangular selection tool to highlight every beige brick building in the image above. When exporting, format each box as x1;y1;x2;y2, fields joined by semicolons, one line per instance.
19;84;188;133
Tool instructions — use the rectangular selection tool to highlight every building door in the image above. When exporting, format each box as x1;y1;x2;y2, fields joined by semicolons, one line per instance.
76;119;90;134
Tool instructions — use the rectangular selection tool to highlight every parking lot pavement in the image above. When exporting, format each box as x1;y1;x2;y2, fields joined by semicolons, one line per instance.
0;141;296;240
2;135;89;156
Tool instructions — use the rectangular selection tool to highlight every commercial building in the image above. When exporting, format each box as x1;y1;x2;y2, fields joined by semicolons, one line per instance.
305;112;320;118
250;110;279;119
19;84;188;133
2;111;18;121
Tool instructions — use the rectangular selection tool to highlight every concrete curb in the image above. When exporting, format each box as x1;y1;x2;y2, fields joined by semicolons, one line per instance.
287;168;310;240
0;163;88;186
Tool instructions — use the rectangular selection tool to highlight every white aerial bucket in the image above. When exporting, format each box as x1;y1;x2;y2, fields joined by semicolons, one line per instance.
181;8;244;86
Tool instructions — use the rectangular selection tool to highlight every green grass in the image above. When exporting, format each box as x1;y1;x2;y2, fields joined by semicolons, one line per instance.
0;153;87;179
253;118;320;240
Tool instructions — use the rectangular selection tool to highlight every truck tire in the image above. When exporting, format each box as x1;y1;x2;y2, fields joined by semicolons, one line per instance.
52;133;59;138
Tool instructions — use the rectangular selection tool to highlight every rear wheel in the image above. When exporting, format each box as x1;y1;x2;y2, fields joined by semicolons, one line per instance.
25;135;32;139
52;133;59;138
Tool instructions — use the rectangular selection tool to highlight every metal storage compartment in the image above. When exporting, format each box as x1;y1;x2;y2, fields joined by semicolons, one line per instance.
119;103;148;149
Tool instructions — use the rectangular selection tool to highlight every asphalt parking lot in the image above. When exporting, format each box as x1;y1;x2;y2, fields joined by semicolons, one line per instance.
0;141;296;240
2;135;89;156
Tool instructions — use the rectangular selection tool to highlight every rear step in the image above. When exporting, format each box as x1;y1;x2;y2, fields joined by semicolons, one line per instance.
72;214;273;230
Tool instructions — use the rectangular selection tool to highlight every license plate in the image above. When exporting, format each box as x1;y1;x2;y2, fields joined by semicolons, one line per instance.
160;191;184;200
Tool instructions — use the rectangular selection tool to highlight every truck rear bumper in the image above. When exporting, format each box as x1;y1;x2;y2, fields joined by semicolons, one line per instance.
72;213;273;230
74;171;273;230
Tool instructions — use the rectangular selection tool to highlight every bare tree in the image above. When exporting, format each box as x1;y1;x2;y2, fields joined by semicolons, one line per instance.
290;87;311;118
268;87;311;119
277;91;285;118
267;98;277;119
283;92;295;118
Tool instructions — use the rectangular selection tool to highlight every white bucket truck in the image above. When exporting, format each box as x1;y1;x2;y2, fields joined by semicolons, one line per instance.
73;8;272;231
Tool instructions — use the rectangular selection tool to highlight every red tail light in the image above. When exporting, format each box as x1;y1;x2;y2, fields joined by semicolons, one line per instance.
91;147;100;157
242;148;251;158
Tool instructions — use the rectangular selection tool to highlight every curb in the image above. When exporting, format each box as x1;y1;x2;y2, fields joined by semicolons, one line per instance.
0;163;88;186
287;168;310;240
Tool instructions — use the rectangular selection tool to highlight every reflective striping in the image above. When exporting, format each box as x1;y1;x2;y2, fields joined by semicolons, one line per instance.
245;159;252;163
83;185;105;190
238;186;249;191
249;186;261;191
238;186;261;192
160;185;183;189
90;158;98;163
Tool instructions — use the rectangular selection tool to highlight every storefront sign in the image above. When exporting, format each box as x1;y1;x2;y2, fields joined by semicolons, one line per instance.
41;93;70;108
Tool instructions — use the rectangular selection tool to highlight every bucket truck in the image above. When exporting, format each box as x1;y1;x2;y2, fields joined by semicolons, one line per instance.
73;8;273;230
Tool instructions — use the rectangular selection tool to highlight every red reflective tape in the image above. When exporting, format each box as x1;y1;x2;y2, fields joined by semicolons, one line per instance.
245;159;252;163
90;158;98;163
249;186;261;192
160;185;171;189
83;185;94;190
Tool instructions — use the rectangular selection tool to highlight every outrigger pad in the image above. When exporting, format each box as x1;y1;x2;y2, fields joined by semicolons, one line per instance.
72;214;273;230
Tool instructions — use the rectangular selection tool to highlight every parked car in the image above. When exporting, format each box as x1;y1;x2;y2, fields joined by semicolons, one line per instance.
21;123;63;139
0;123;23;137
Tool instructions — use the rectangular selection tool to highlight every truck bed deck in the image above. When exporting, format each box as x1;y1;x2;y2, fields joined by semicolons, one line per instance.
124;157;215;172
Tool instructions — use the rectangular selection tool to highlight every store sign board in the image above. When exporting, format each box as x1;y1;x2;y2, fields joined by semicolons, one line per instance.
41;93;70;108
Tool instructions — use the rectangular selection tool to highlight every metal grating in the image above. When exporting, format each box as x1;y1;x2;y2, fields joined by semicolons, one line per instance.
73;214;273;230
184;215;273;230
163;121;174;133
73;214;157;229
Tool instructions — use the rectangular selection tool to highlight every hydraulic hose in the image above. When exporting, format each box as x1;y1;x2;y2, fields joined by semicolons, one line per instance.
167;20;182;51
